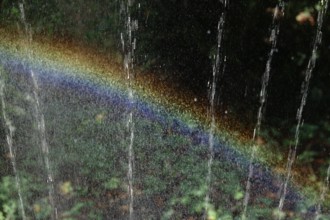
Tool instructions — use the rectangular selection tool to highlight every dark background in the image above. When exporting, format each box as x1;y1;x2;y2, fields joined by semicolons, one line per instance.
1;0;329;179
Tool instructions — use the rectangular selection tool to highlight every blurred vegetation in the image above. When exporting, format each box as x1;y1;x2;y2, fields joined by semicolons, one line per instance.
0;66;324;219
0;0;330;219
0;67;253;219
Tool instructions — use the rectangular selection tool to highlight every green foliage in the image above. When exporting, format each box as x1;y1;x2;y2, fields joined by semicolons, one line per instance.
0;176;18;220
32;198;52;220
298;150;318;164
61;202;85;220
103;178;120;190
0;1;20;25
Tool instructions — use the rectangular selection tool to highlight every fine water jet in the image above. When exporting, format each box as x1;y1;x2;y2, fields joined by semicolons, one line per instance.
0;68;26;220
242;1;285;219
278;1;329;217
204;1;228;218
18;1;57;219
120;1;138;218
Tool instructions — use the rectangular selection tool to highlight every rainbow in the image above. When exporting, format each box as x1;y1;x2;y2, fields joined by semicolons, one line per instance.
0;27;319;216
0;28;269;171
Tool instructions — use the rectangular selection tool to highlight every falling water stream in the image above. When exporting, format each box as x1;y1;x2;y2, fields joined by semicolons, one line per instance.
278;0;329;217
241;1;285;219
18;2;57;219
0;72;26;220
121;1;137;218
315;163;330;219
204;0;228;218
